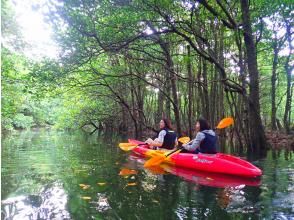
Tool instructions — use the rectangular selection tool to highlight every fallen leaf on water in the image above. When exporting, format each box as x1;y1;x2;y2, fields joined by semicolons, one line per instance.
97;182;106;186
79;184;90;189
81;196;91;200
119;168;138;176
127;182;137;186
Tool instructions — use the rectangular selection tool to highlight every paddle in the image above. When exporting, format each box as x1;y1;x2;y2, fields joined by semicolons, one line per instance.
144;140;192;167
118;136;190;152
143;117;234;168
216;117;234;129
118;143;141;151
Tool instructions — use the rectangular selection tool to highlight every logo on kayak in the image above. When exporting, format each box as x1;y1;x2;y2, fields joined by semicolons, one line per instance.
193;155;213;164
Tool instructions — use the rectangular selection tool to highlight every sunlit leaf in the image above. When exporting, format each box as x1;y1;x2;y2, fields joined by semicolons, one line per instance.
79;184;90;189
75;169;87;173
81;196;91;200
126;182;137;186
97;182;106;186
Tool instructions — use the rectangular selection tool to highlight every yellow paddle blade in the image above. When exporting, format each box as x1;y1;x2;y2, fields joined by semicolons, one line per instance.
120;146;137;151
119;143;135;147
118;143;138;151
148;150;166;157
144;155;165;168
178;136;190;144
216;117;234;129
144;148;182;167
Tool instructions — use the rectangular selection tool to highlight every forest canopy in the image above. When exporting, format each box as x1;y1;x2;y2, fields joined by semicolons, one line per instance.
1;0;293;152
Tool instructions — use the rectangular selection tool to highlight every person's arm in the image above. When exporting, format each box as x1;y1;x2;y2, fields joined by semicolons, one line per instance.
145;130;166;147
182;132;205;152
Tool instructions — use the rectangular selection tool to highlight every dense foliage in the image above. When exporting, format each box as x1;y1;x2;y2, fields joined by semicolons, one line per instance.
1;0;293;152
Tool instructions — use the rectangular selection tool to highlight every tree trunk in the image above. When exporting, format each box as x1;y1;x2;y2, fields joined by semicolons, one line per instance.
236;29;251;146
157;90;164;122
271;38;279;130
211;24;217;127
283;19;293;134
130;82;139;138
202;59;210;120
165;79;171;119
218;27;225;122
136;78;144;138
187;45;193;138
240;0;267;152
159;41;182;135
197;58;204;117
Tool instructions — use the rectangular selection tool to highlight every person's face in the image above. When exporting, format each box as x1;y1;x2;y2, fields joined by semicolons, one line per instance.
159;120;165;129
195;122;200;132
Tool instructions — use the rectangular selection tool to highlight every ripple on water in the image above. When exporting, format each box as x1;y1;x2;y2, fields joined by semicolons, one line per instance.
1;182;71;220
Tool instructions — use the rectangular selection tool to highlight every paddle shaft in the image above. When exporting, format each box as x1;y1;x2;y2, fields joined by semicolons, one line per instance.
165;139;194;157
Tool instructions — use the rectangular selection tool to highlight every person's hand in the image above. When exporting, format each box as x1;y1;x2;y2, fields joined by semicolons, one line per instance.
145;138;153;145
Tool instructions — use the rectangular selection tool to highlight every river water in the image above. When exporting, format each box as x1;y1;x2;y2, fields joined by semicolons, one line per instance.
1;130;293;219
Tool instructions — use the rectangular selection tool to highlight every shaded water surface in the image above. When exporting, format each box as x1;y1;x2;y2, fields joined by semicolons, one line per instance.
1;131;293;219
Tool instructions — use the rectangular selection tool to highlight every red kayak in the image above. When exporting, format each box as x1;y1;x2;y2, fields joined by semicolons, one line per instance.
128;139;262;177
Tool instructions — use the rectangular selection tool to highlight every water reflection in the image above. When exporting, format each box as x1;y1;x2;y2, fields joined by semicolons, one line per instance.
89;193;111;212
2;182;70;220
1;131;293;219
219;186;259;213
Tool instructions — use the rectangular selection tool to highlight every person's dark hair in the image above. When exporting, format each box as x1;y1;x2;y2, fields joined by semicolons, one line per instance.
161;118;173;130
197;118;211;131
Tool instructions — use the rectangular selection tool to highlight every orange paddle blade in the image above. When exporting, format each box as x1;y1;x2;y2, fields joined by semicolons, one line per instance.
144;148;182;167
216;117;234;129
178;136;190;144
146;165;166;174
118;143;137;151
148;150;166;157
144;155;165;168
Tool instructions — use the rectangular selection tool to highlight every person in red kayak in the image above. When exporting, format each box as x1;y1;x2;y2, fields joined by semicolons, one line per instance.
182;118;217;154
145;118;178;150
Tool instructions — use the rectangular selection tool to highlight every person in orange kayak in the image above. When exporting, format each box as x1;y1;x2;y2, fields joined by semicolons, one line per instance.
182;118;217;154
145;118;178;150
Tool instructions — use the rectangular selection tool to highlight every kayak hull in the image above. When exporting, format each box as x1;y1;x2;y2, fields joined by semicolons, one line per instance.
128;139;262;177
